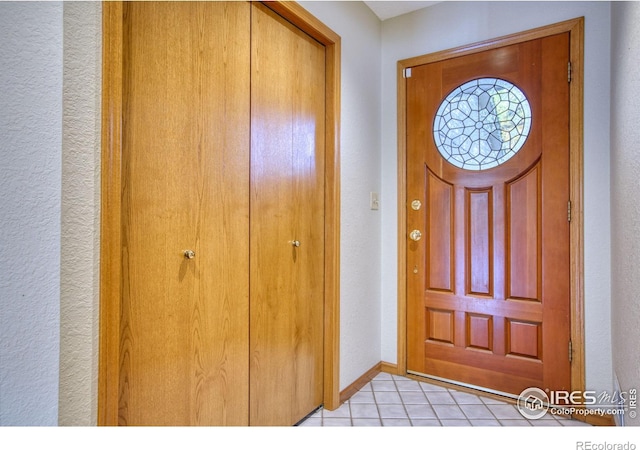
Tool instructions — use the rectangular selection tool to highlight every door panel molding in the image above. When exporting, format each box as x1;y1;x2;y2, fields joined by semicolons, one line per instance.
397;17;584;398
98;1;341;425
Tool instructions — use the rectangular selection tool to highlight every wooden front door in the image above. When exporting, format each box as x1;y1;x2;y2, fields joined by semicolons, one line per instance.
249;3;326;426
406;33;571;395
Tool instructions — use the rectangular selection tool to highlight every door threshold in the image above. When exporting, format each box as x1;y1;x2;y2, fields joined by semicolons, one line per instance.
406;370;519;403
293;404;323;426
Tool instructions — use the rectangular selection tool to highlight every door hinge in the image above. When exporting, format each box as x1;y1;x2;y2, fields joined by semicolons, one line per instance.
404;67;412;78
568;61;572;83
569;339;573;363
567;200;572;223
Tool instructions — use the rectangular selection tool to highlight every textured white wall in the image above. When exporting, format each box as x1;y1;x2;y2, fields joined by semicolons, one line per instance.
610;1;640;427
59;1;102;426
0;1;63;426
300;1;383;390
380;1;613;394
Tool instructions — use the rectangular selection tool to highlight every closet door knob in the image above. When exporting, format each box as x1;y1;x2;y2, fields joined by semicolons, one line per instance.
292;240;301;247
183;250;196;259
409;230;422;242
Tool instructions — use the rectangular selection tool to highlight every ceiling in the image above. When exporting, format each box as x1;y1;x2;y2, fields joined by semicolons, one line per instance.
363;1;440;21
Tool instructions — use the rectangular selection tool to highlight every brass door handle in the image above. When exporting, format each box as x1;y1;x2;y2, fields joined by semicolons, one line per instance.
292;240;301;247
409;230;422;241
183;250;196;259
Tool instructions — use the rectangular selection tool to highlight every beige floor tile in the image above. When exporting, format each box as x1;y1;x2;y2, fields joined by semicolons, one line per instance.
469;419;501;426
371;380;397;392
381;418;412;426
350;402;380;419
399;390;428;404
374;390;402;404
480;396;511;405
411;419;442;426
295;374;591;428
529;418;563;426
432;404;466;419
420;382;449;392
486;404;523;420
499;419;532;426
350;390;375;403
395;380;423;391
378;404;408;419
424;391;456;404
405;403;438;419
352;418;382;426
460;403;493;419
450;390;484;404
440;419;471;426
322;418;352;426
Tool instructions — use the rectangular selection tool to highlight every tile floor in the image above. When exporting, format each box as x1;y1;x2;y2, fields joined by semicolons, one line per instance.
298;372;592;427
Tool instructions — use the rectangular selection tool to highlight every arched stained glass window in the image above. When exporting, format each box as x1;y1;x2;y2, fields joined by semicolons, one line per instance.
433;78;532;171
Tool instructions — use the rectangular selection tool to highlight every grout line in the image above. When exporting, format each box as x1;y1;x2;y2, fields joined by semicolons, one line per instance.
369;381;384;427
391;372;414;426
418;378;444;425
450;388;475;423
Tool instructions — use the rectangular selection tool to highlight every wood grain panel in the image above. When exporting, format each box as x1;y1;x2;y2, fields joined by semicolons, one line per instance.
441;44;520;94
426;170;454;292
540;32;572;392
119;2;250;426
98;1;124;426
426;308;455;344
418;354;541;395
250;3;325;426
466;189;493;296
256;0;343;413
506;162;541;301
421;337;543;396
506;319;542;360
466;313;493;351
425;292;542;322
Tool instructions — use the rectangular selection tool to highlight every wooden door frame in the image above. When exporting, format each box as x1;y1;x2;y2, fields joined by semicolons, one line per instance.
396;18;584;397
98;1;341;425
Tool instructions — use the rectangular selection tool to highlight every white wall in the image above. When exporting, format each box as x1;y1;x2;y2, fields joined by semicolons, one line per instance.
380;1;613;394
0;1;63;426
610;1;640;427
59;1;102;426
300;1;384;390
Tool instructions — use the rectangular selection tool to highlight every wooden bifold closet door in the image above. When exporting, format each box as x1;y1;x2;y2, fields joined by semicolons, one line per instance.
116;1;325;426
249;3;325;426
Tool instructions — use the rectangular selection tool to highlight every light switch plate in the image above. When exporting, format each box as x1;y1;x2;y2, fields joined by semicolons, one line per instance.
370;192;380;210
